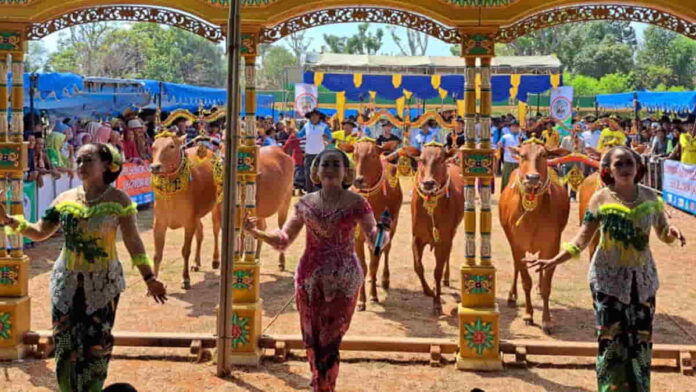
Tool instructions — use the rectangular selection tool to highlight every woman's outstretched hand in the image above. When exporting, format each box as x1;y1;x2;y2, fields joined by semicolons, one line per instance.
524;252;564;273
669;225;686;247
243;213;258;233
146;278;167;304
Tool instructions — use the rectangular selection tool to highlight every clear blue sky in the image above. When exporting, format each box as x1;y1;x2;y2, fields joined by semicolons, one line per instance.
41;22;649;57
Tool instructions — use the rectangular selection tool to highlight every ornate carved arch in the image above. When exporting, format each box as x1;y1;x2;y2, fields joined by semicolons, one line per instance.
26;5;225;42
497;4;696;42
259;7;462;44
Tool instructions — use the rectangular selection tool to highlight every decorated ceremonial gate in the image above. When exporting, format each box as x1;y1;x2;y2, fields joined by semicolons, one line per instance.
0;0;695;375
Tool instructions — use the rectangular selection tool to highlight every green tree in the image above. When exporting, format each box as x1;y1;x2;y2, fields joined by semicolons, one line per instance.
25;41;50;72
285;31;313;65
571;35;634;78
635;26;696;89
597;73;631;94
257;45;296;89
565;73;600;96
46;22;114;75
387;26;428;56
322;23;383;54
45;23;226;86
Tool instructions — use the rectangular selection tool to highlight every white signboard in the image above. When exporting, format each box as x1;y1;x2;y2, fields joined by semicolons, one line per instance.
294;83;318;118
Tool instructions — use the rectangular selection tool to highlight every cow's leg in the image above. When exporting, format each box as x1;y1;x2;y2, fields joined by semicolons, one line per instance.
255;218;267;262
191;220;203;272
433;241;453;317
368;247;381;304
355;234;368;311
381;241;391;291
276;191;292;272
513;247;534;325
412;236;433;297
540;265;557;335
153;218;167;279
181;223;196;290
211;204;221;269
443;255;450;288
507;267;519;307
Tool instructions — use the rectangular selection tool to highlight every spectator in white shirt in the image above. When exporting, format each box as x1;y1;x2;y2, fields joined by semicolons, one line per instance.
297;109;333;192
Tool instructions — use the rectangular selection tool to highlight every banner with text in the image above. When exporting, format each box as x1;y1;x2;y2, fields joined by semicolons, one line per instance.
116;162;154;205
662;160;696;215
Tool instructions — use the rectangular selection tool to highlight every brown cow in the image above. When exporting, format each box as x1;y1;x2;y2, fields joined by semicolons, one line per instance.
348;140;403;311
408;144;464;316
151;134;222;289
251;146;294;271
499;141;570;333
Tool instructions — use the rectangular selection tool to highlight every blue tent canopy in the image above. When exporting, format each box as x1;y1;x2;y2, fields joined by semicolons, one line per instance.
140;79;227;106
303;71;554;102
597;91;696;114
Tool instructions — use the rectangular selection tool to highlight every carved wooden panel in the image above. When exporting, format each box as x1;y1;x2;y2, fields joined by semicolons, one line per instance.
27;5;225;42
260;7;461;43
498;4;696;42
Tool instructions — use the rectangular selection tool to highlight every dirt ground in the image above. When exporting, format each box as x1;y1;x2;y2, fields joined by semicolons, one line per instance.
2;177;696;392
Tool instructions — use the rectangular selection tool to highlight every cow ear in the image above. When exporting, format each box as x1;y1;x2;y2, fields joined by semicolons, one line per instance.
546;147;570;159
381;140;399;153
338;143;354;154
401;146;421;158
445;147;459;159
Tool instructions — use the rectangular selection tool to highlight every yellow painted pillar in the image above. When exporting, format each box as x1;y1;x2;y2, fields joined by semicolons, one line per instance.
462;56;477;267
457;29;502;371
0;30;30;360
227;31;262;366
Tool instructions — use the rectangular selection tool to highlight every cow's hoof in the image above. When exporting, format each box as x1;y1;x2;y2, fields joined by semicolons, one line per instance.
381;280;390;290
182;280;191;290
423;288;435;298
542;321;554;335
369;297;380;304
357;303;366;312
443;280;450;288
507;293;518;307
278;265;285;272
212;260;220;270
433;305;443;317
523;314;533;326
190;265;200;272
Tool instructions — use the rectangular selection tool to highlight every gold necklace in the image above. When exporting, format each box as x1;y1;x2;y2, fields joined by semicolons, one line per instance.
608;185;640;206
80;186;112;205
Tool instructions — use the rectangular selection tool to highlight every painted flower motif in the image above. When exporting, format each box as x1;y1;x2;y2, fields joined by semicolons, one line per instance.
464;317;494;356
230;313;250;348
0;266;19;286
0;312;12;340
232;270;254;290
463;274;491;294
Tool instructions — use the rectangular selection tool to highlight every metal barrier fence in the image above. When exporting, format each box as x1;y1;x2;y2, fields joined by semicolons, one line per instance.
641;155;666;192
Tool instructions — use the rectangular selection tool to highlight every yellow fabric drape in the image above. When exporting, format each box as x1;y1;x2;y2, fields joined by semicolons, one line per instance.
403;89;413;99
396;97;405;117
392;74;402;88
369;91;377;100
475;73;481;101
457;100;466;117
313;72;324;86
551;73;561;89
518;100;527;125
439;88;448;100
336;91;346;122
509;74;522;101
431;75;441;90
353;73;363;88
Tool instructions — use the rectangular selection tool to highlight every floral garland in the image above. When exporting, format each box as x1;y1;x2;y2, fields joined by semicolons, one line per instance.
151;154;191;200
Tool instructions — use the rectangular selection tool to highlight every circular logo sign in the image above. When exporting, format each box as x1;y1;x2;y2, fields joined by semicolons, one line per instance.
551;95;572;122
295;93;317;117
